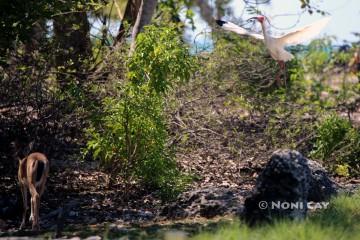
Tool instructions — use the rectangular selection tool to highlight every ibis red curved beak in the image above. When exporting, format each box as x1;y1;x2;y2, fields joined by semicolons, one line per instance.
256;16;265;23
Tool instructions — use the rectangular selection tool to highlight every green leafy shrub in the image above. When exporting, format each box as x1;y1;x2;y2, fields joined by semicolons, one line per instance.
336;128;360;176
302;38;332;74
311;114;352;159
84;26;195;199
85;86;187;198
209;34;307;113
128;25;196;94
311;114;360;176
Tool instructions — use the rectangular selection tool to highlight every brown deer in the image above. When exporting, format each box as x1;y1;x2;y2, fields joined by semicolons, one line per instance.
14;142;49;230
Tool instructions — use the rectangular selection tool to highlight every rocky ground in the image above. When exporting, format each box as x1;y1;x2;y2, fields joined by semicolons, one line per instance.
0;160;255;233
1;148;359;239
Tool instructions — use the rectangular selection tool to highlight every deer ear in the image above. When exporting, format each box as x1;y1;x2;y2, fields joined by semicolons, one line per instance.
11;140;21;160
25;141;35;155
10;140;18;151
28;141;34;151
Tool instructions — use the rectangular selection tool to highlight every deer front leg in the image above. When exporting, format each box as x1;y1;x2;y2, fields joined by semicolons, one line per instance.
19;184;28;230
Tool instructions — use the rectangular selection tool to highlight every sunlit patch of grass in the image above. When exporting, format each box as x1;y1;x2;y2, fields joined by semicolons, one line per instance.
192;191;360;240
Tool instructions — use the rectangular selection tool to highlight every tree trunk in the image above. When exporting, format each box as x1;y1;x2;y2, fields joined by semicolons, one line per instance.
25;19;46;53
215;0;226;19
129;0;157;53
194;0;214;26
53;12;91;89
115;0;142;46
53;12;91;72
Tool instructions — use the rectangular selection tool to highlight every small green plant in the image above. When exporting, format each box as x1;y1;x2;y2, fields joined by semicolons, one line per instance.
84;26;196;199
334;164;350;177
311;114;352;159
311;114;360;176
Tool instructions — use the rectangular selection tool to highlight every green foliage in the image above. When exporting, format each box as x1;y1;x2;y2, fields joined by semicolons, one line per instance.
0;0;48;54
302;38;332;74
101;0;129;20
128;25;196;94
311;114;360;176
0;0;105;55
85;26;195;199
334;164;350;177
210;35;308;107
202;33;318;156
265;106;316;150
209;36;276;105
300;39;360;107
85;86;185;198
300;0;328;15
157;0;195;29
286;58;307;99
208;30;360;179
311;114;352;159
192;191;360;240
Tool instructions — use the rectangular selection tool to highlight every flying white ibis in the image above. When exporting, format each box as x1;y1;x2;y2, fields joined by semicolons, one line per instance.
216;16;331;85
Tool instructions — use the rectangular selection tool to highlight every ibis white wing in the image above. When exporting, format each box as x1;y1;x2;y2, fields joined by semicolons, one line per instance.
276;17;331;46
217;20;264;40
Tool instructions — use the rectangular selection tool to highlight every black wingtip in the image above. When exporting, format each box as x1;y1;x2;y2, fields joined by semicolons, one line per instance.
216;19;227;27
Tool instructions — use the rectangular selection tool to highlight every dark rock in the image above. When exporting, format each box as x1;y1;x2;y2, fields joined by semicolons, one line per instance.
243;150;311;225
68;211;78;218
161;187;244;219
0;218;7;231
161;203;189;219
0;194;21;219
307;160;338;202
121;209;155;222
42;199;80;237
84;217;97;225
199;201;226;218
